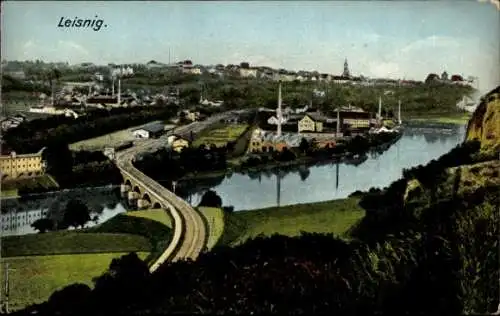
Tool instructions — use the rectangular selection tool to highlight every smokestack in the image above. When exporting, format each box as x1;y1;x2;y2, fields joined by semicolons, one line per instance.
117;78;121;106
398;99;402;125
336;107;340;136
277;81;282;137
378;96;382;120
112;77;115;97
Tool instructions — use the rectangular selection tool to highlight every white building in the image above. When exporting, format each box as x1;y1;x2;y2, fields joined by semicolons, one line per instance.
239;68;258;78
131;122;165;139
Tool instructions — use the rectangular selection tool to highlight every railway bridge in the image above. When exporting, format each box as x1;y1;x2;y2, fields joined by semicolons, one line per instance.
114;138;207;271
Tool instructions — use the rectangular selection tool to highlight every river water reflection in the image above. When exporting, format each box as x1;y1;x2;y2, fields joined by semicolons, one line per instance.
177;124;466;211
0;186;127;236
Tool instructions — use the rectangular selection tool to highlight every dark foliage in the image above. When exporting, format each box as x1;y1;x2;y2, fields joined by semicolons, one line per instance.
198;190;223;208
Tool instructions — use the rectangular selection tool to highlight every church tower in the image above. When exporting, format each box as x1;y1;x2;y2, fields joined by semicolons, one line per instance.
342;58;350;78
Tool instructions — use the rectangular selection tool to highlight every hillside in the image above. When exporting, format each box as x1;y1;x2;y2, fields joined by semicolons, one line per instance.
404;86;500;203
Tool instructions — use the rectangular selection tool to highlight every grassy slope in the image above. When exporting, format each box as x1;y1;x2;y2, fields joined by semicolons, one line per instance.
1;231;151;257
90;212;172;264
218;198;365;247
1;252;150;310
126;209;173;228
198;207;225;250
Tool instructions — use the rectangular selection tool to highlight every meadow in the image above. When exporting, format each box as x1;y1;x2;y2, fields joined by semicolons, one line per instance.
69;126;138;151
406;111;472;125
198;207;225;250
217;198;366;247
2;231;151;257
0;252;150;310
192;124;249;148
1;210;173;311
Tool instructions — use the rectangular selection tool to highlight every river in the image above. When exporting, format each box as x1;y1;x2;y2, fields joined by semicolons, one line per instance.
0;186;128;237
1;123;466;236
177;124;466;211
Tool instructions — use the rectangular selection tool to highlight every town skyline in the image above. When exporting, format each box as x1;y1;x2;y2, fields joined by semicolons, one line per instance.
2;1;499;92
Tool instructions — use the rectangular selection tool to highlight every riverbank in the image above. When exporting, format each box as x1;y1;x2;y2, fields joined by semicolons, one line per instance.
405;112;471;125
215;197;365;248
180;131;402;182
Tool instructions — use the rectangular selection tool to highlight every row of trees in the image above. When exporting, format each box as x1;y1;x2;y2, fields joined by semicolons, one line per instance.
3;105;178;154
135;145;229;182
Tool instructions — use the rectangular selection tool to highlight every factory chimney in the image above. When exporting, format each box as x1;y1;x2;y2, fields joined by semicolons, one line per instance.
117;78;121;106
277;81;283;137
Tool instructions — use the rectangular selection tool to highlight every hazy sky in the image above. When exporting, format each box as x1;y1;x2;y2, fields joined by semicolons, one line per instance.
2;1;499;91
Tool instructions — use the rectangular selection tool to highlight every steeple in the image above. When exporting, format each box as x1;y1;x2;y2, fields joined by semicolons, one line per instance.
342;58;350;78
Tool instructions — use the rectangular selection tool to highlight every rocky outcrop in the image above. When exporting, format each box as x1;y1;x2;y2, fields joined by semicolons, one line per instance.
465;86;500;155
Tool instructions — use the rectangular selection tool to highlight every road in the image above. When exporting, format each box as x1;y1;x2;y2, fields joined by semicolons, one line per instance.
115;110;240;272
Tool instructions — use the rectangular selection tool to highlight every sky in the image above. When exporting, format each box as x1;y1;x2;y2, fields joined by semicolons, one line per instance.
1;1;499;92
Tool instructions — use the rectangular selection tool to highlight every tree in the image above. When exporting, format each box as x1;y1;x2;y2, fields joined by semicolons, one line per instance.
425;73;440;84
299;137;310;153
92;252;151;310
240;62;250;69
198;190;223;208
47;283;92;314
63;199;91;229
31;218;54;233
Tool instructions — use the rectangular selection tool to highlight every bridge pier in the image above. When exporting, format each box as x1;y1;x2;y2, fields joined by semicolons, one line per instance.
120;184;131;193
128;191;139;200
137;198;150;209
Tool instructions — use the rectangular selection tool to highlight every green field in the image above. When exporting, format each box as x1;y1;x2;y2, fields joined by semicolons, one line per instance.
406;112;472;125
1;252;149;310
218;198;366;247
1;231;151;257
1;175;59;192
0;189;19;198
69;126;138;151
198;207;225;250
90;211;173;264
126;209;173;228
192;124;249;148
0;210;174;311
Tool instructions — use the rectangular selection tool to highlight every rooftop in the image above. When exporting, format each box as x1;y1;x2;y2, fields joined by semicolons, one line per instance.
134;121;164;133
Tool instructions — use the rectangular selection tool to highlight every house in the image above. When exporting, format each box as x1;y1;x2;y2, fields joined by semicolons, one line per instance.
334;107;372;130
239;68;258;78
184;110;201;122
184;67;202;75
298;113;325;133
247;128;302;153
0;148;46;180
132;122;165;139
167;134;191;153
267;115;288;125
